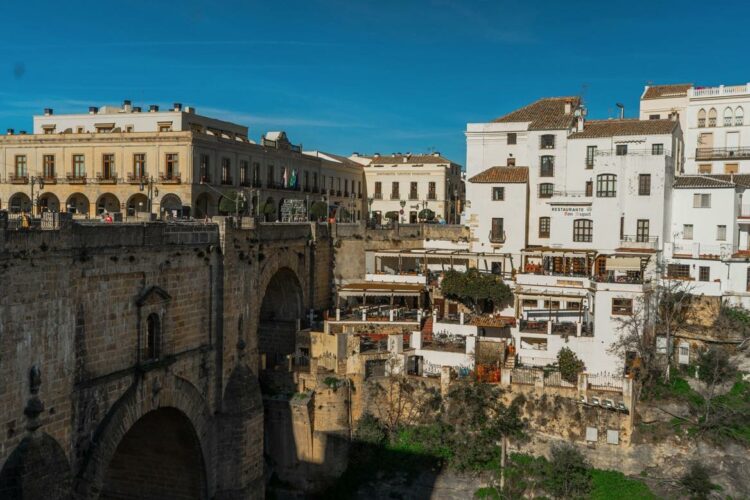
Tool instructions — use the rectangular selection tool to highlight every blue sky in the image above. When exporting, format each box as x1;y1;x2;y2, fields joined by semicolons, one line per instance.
1;0;748;164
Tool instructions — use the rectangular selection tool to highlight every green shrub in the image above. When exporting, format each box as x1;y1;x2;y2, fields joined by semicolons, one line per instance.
590;469;656;499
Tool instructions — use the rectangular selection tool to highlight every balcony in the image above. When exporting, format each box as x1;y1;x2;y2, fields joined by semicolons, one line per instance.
127;173;146;184
96;174;117;184
619;235;659;251
695;147;750;161
159;173;181;184
672;241;734;260
67;174;87;184
221;178;233;186
519;319;547;334
489;232;505;244
373;192;382;199
9;174;28;184
690;84;750;98
42;175;57;185
409;193;418;200
390;193;400;200
427;193;436;200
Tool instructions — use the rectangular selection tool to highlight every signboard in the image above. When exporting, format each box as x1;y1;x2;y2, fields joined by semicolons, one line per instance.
551;206;592;217
280;199;307;222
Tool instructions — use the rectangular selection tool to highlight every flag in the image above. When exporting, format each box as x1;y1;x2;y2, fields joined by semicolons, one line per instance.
282;167;288;187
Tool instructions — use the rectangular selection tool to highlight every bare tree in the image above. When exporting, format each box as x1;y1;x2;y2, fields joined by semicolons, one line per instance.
655;277;694;381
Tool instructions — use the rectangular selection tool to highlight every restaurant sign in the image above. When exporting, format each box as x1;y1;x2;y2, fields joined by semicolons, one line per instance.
551;206;592;217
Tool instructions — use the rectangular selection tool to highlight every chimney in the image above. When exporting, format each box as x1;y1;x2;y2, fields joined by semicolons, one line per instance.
185;106;195;113
6;128;14;135
19;130;26;135
616;103;625;120
173;102;182;112
564;99;572;114
88;106;98;114
352;152;359;157
149;105;159;112
373;152;380;157
123;100;132;112
44;108;53;116
133;106;142;113
432;152;440;157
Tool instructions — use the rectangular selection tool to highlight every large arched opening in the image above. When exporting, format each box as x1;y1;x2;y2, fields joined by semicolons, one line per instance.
259;267;303;388
39;192;60;213
8;192;31;213
126;193;149;216
194;192;213;219
66;193;90;215
96;193;121;215
99;407;207;500
160;193;183;218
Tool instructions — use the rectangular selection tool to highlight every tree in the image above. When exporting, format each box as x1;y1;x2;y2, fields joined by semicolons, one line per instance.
680;462;719;500
309;201;328;220
655;278;694;381
697;348;736;427
442;379;525;485
441;269;512;313
353;412;386;446
218;191;247;215
557;347;585;384
543;443;592;499
418;208;435;222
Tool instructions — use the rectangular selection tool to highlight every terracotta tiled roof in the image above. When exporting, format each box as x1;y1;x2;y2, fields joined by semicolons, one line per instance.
674;174;750;189
568;119;677;139
468;166;528;184
492;97;580;130
642;84;692;100
469;316;515;328
369;154;453;165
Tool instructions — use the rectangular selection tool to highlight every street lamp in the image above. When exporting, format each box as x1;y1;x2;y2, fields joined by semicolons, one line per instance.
139;176;158;214
30;176;44;216
399;200;406;224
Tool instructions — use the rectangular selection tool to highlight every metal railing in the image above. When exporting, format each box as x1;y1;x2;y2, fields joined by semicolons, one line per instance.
695;147;750;160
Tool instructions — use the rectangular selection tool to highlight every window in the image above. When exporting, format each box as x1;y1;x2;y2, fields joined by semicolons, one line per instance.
543;300;560;309
391;181;400;199
668;264;690;279
540;155;554;177
699;266;710;282
200;154;210;182
507;157;516;166
717;225;727;241
344;179;349;195
615;144;628;156
313;172;318;191
596;174;617;197
636;219;650;242
725;163;739;174
611;298;633;315
507;132;517;145
573;219;593;242
303;170;309;191
133;153;146;178
14;155;27;177
409;182;418;200
620;216;624;240
145;313;161;361
522;299;538;308
492;187;505;200
649;114;660;120
538;183;554;198
159;123;172;132
585;180;593;197
708;108;717;127
490;218;504;242
747;268;750;292
736;107;744;126
566;301;581;310
374;181;382;198
698;164;712;174
428;182;436;200
586;146;596;168
221;158;232;184
638;174;651;195
267;165;275;186
43;155;56;178
253;162;261;186
693;193;711;208
540;134;555;149
102;154;115;179
698;108;706;128
723;107;733;127
72;154;85;178
539;217;550;238
683;224;694;239
166;153;179;179
652;143;664;155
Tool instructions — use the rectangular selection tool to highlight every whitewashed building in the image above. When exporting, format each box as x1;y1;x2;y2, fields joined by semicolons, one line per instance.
465;96;683;373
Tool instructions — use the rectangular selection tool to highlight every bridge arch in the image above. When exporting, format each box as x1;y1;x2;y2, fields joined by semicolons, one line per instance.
74;373;214;498
258;266;305;373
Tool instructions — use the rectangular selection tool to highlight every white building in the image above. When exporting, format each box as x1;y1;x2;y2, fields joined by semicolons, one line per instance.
465;96;683;373
641;83;750;175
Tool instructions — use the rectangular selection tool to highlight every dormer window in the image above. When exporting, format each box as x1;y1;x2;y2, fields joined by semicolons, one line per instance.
158;122;173;132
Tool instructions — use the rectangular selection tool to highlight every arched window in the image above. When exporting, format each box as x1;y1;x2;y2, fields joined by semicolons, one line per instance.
596;174;617;197
697;108;706;127
736;107;744;126
723;107;733;127
573;219;593;242
146;313;161;360
708;108;717;127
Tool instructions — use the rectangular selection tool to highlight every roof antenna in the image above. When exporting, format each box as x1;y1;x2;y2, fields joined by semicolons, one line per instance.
616;103;625;120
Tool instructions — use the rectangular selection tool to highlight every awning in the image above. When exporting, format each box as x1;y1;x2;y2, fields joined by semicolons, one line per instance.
606;256;641;271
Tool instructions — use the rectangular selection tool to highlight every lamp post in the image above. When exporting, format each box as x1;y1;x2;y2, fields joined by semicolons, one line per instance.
30;176;44;216
367;196;374;226
139;176;158;214
399;200;406;224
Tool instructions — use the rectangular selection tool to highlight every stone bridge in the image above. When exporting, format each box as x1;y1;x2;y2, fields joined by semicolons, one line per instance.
0;219;332;499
